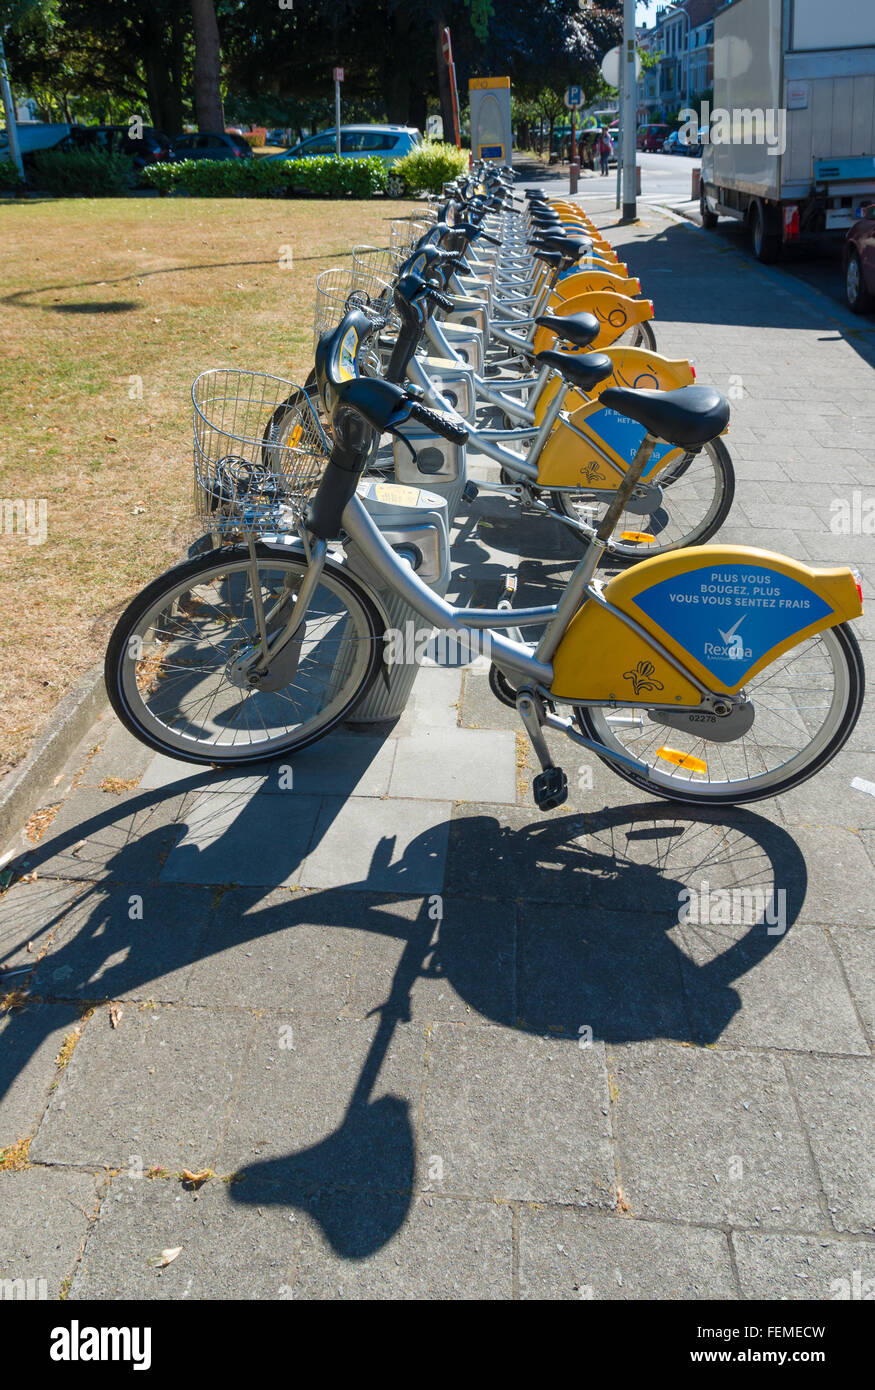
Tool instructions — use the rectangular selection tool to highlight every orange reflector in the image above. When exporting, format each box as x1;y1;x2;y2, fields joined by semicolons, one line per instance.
657;746;707;774
620;531;656;543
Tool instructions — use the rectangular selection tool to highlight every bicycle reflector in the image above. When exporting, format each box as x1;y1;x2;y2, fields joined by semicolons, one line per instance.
852;568;864;608
620;531;656;544
657;747;707;775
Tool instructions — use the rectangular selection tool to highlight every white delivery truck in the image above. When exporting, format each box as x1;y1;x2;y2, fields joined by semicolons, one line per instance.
700;0;875;261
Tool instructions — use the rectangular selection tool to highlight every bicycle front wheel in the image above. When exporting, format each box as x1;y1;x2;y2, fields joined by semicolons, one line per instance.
577;623;865;805
105;545;385;765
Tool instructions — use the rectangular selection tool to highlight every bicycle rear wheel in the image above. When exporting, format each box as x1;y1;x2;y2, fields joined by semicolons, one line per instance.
551;436;735;560
105;545;384;764
577;623;864;805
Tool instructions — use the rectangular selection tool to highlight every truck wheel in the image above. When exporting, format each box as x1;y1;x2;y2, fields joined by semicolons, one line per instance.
845;249;874;314
751;201;780;263
700;187;718;229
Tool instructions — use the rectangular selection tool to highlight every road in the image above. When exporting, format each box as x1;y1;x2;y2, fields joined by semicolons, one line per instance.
573;152;856;316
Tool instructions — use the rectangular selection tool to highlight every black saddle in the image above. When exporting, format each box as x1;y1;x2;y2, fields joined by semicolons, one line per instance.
599;386;730;449
535;311;600;348
536;349;614;392
531;249;564;269
532;234;593;259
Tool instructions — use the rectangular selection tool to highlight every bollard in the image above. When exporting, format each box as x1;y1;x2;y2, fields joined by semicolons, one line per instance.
691;166;700;199
637;164;642;195
569;159;580;195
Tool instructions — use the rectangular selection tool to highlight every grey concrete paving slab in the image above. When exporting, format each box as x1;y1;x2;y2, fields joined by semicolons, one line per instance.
389;727;517;804
0;1001;84;1148
290;1194;512;1298
31;884;217;1003
158;789;321;887
70;1174;300;1300
140;730;396;799
731;1231;875;1300
517;902;691;1044
671;920;868;1054
215;1014;425;1190
518;1209;736;1300
31;788;190;884
611;1042;823;1228
0;876;85;974
420;1024;615;1205
30;1003;252;1171
0;1167;100;1298
390;665;465;736
184;887;423;1016
830;928;875;1043
786;1056;875;1234
444;802;593;904
298;794;450;893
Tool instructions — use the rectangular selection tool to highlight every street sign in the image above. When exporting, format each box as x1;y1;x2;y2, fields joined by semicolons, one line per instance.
599;45;640;89
565;84;584;109
441;28;453;65
333;67;344;82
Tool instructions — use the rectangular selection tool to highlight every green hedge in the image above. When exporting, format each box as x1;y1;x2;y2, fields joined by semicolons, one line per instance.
31;148;135;196
142;155;388;198
390;141;469;194
0;158;24;192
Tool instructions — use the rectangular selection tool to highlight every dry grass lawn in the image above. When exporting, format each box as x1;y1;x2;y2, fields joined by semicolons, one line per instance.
0;193;418;775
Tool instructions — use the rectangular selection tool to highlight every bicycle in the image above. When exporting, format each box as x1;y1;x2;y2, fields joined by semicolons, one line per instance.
105;309;864;810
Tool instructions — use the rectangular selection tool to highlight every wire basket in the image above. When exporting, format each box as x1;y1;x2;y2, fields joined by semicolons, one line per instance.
389;217;434;253
351;243;401;293
313;265;394;350
193;369;328;536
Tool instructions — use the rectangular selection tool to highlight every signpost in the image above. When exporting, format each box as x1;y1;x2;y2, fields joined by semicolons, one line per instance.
441;28;462;149
599;32;641;221
565;85;584;194
0;32;22;178
333;66;344;156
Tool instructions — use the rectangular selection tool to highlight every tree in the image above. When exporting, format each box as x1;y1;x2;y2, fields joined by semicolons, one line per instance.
191;0;223;131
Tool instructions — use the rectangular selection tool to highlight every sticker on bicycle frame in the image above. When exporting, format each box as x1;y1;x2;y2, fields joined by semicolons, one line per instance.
409;253;427;276
633;564;832;684
588;406;673;474
337;325;359;381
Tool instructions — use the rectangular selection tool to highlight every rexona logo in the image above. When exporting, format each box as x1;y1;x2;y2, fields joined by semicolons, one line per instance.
50;1321;151;1371
703;615;752;662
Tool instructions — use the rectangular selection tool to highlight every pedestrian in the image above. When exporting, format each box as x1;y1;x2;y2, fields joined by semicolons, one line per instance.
598;128;611;176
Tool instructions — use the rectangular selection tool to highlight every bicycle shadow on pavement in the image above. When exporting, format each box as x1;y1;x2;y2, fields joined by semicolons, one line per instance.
0;785;805;1260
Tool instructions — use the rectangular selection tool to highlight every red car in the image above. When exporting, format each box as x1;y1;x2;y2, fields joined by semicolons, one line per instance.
844;205;875;313
637;123;669;152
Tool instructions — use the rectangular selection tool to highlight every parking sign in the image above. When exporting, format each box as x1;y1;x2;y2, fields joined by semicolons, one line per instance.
565;85;584;109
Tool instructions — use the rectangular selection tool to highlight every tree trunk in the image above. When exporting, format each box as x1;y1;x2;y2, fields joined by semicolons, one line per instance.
191;0;225;132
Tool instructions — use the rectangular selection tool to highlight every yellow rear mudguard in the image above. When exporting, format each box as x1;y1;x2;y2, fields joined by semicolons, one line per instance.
532;292;654;354
550;546;862;705
552;271;641;302
533;346;694;426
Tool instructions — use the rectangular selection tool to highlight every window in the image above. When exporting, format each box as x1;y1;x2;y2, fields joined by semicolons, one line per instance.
303;134;336;154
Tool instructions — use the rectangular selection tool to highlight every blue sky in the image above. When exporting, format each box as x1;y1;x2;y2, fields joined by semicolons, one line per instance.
637;1;662;25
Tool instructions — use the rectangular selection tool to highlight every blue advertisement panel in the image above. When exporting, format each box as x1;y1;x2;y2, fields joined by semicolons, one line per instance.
633;564;832;684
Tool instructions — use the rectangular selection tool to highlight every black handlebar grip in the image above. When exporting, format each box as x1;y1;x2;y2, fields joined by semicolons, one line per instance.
480;231;501;246
409;401;469;446
427;288;455;312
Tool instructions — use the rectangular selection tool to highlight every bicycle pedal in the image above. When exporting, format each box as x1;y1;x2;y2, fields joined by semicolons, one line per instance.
532;766;568;811
462;481;479;503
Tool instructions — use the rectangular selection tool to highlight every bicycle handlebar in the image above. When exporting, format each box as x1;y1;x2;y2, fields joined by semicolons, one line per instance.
408;400;469;446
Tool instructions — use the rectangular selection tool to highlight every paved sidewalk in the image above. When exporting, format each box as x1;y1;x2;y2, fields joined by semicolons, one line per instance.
1;198;872;1300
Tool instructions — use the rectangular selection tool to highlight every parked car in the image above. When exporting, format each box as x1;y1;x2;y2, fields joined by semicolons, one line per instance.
683;127;709;158
172;131;253;161
637;123;669;152
661;130;686;155
265;129;289;147
263;124;421;195
65;125;175;171
844;205;875;313
0;121;71;169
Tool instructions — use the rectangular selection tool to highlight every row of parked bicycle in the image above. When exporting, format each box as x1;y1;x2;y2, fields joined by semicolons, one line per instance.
104;162;865;811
